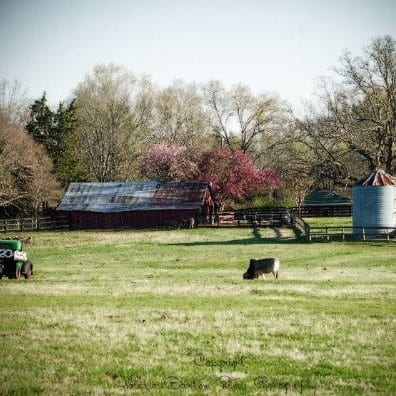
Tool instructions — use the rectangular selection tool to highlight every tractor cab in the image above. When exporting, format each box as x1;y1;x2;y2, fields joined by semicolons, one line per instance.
0;239;33;279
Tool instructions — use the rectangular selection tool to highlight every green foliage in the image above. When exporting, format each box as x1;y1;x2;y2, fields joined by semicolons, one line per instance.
26;93;53;149
0;228;394;394
26;94;83;185
53;100;84;184
232;195;296;209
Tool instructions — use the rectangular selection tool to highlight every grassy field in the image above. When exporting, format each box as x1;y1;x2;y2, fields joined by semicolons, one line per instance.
304;217;353;228
0;226;395;395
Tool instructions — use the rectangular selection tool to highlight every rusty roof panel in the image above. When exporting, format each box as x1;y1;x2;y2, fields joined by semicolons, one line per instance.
57;181;213;213
355;169;396;186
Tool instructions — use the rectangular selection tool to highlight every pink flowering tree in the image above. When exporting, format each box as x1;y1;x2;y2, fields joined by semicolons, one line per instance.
141;144;198;181
198;148;280;205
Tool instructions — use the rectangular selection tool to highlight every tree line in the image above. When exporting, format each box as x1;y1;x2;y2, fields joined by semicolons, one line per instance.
0;35;394;216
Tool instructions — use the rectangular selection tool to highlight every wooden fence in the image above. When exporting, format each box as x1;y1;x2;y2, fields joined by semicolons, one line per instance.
0;216;69;233
3;211;391;242
306;226;396;241
201;207;293;227
292;205;352;217
201;208;395;242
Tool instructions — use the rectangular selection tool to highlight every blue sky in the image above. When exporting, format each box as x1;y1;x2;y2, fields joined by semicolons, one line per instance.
1;0;395;113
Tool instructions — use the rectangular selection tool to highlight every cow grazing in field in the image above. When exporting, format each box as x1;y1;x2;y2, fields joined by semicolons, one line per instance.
178;217;195;229
243;258;280;279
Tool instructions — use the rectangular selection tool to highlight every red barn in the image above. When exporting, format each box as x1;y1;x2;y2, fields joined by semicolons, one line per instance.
56;181;216;229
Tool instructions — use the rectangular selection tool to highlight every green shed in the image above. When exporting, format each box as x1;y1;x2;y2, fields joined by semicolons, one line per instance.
299;188;352;217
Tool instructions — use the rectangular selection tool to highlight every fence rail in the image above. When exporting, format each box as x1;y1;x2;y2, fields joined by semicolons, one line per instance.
0;216;69;232
307;226;396;241
200;207;293;227
292;206;352;217
2;212;392;242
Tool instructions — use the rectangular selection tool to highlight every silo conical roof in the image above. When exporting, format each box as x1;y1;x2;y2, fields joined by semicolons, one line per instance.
355;169;396;186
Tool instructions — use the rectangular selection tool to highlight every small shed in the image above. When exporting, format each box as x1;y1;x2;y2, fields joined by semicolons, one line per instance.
353;169;396;235
299;188;352;217
56;181;216;229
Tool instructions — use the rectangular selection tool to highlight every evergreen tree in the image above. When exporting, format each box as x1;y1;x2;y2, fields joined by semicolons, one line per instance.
26;93;55;154
26;94;83;185
53;100;84;184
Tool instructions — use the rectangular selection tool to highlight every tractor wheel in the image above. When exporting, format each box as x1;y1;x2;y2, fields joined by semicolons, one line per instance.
23;261;33;279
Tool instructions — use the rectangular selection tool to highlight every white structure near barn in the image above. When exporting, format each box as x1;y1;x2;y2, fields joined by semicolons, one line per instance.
353;169;396;235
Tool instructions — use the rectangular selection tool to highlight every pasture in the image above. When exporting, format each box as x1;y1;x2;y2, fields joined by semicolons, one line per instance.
0;226;395;395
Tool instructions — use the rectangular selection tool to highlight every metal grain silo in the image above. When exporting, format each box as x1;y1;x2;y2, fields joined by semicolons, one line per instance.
353;169;396;235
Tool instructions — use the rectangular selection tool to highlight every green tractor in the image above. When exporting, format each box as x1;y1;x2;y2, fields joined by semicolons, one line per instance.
0;239;33;279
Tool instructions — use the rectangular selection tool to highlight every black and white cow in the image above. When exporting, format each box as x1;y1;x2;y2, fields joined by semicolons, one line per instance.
243;257;280;279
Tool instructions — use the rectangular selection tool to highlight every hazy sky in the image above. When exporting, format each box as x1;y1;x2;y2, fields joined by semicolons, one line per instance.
1;0;395;113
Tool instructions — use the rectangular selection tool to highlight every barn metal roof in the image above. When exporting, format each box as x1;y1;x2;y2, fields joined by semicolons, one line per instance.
355;169;396;186
303;188;351;206
56;181;213;213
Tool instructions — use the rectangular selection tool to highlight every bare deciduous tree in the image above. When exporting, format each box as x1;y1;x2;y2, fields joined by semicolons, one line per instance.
314;35;396;177
0;113;62;215
0;79;30;124
150;81;211;155
74;64;153;181
204;81;291;156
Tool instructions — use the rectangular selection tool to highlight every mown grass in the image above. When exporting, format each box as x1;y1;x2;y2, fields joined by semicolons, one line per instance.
304;217;353;228
0;227;395;395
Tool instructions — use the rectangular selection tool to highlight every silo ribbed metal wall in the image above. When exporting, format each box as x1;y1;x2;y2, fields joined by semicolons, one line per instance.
353;185;396;234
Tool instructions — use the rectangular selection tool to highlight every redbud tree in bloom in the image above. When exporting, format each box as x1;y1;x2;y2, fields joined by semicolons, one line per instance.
141;144;198;181
198;148;280;205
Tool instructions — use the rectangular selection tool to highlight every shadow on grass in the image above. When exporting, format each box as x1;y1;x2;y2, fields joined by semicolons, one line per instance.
168;227;306;246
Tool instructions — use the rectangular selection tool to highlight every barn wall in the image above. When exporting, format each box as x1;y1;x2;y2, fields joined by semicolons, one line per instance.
68;209;198;229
